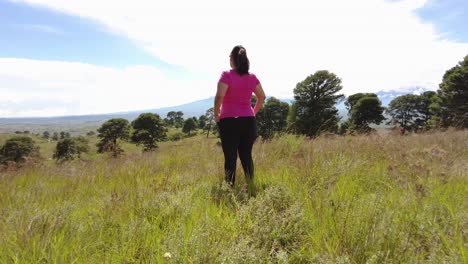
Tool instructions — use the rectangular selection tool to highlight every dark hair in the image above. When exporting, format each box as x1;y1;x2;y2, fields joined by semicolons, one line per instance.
230;45;250;75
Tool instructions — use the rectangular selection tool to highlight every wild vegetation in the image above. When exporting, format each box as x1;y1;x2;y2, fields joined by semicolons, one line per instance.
0;130;467;263
0;54;466;263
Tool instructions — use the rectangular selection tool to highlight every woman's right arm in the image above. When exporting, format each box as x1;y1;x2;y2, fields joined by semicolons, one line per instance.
214;82;228;122
253;84;266;115
254;84;266;115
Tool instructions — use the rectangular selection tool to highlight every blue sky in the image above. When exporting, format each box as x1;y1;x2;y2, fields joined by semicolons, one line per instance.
0;0;467;117
416;0;468;42
0;0;186;72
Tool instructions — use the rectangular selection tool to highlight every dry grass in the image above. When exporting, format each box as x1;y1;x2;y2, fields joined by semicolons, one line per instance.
0;130;467;263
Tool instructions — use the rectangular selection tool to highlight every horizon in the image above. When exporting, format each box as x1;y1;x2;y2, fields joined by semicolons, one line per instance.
1;0;467;118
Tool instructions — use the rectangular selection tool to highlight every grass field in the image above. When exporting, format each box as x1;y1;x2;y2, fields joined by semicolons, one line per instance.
0;130;467;263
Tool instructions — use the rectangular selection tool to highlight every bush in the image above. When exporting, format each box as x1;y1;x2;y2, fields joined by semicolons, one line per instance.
53;137;90;161
168;131;185;142
0;136;39;164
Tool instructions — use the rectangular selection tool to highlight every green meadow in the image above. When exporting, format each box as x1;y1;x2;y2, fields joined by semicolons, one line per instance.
0;130;467;263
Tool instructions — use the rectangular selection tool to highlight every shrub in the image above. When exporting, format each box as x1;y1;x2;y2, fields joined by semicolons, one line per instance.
0;136;39;164
53;137;90;161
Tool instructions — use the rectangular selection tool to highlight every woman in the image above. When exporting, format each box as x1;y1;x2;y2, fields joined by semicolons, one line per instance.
214;45;266;187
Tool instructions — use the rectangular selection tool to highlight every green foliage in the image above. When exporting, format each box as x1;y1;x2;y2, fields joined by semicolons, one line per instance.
165;111;185;128
345;93;377;111
415;91;438;129
42;131;50;139
182;118;197;135
53;137;89;161
256;97;289;139
204;108;216;138
0;136;39;164
290;70;344;137
251;95;257;108
52;132;59;141
97;118;130;156
437;55;468;128
386;94;420;132
59;131;70;139
168;131;185;141
198;115;207;129
386;92;439;132
346;93;385;133
131;113;167;151
338;120;351;135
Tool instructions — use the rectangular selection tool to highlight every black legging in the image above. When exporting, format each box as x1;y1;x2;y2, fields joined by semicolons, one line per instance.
218;117;257;185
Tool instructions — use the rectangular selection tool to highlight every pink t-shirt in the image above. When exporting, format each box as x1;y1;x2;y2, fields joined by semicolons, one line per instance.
218;69;260;119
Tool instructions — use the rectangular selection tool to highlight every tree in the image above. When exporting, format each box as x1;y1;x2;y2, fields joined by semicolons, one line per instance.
182;118;197;135
205;108;216;138
53;137;89;161
338;120;351;135
74;136;90;156
387;92;440;132
345;93;378;112
414;91;437;129
345;93;385;133
165;111;185;128
437;55;468;128
191;117;199;128
42;131;50;139
131;113;167;151
386;94;420;132
256;97;289;139
165;111;177;127
198;115;208;129
174;111;184;128
52;132;59;141
290;70;344;137
86;131;96;136
96;118;130;156
0;136;39;164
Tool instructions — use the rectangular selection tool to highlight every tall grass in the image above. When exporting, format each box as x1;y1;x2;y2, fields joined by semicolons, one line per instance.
0;130;467;263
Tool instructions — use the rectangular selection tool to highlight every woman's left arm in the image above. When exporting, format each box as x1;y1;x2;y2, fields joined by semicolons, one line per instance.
214;82;228;122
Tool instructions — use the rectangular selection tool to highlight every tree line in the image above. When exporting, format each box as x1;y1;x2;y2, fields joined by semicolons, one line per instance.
1;55;466;165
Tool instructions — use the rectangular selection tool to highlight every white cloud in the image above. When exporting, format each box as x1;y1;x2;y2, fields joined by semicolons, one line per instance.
16;23;64;35
0;58;212;117
3;0;468;117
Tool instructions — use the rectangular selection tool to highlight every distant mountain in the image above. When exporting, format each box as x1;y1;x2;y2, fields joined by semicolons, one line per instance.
376;87;431;106
0;88;431;134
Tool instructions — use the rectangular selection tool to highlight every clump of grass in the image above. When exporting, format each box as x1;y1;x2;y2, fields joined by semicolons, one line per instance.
218;185;307;263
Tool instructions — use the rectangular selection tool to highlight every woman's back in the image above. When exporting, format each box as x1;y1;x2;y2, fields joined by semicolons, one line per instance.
219;69;260;119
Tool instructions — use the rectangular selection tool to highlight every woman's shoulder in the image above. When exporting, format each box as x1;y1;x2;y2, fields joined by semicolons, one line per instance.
248;72;260;84
219;70;234;84
221;69;235;75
